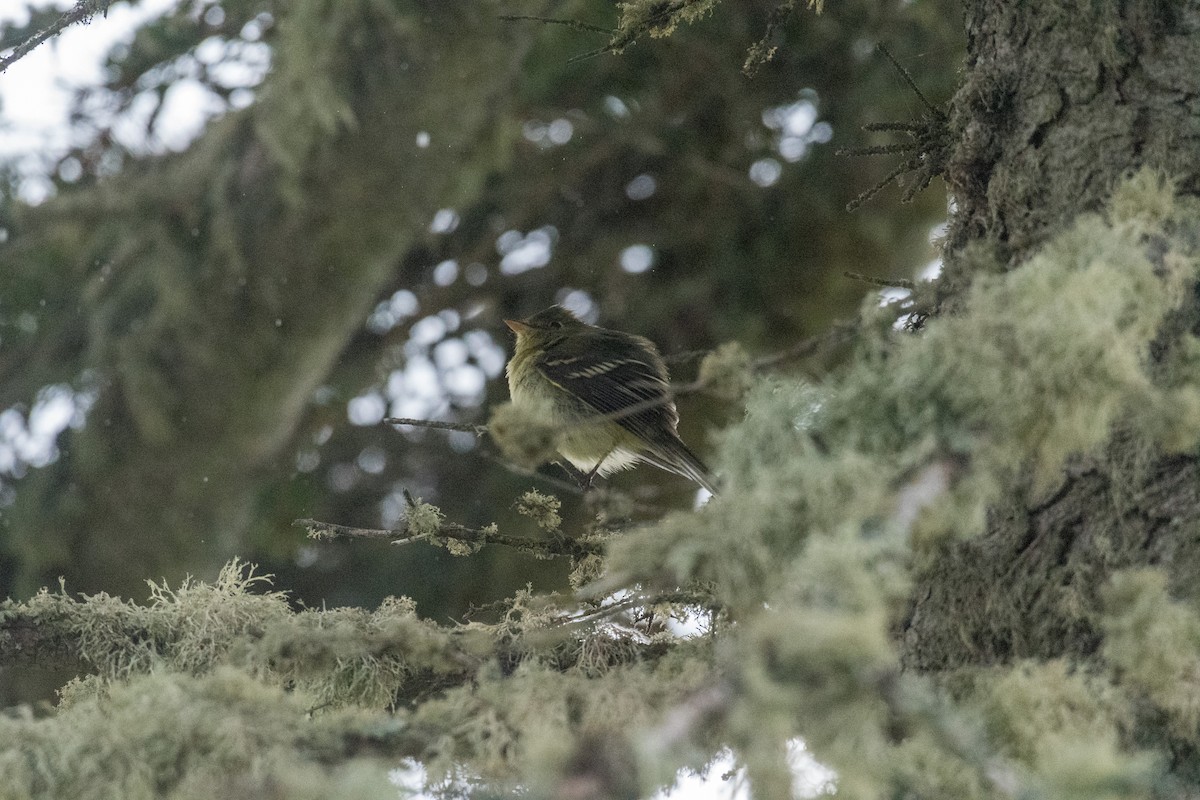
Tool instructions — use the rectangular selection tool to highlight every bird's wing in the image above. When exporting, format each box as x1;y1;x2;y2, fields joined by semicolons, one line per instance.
534;331;678;445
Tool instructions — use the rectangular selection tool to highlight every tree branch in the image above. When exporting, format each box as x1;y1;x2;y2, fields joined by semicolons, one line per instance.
0;1;111;74
383;417;486;435
844;270;916;290
497;14;613;36
295;518;602;559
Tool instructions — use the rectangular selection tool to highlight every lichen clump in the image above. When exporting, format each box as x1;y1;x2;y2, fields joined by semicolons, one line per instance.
487;400;561;468
515;490;563;532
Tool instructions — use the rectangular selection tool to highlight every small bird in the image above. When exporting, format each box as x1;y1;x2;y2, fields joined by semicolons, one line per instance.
504;305;716;494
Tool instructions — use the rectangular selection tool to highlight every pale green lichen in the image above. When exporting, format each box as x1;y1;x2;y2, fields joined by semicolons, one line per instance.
0;668;402;800
568;554;606;590
7;173;1200;800
515;489;562;532
404;499;445;538
486;401;561;468
443;537;483;557
601;170;1200;794
697;341;755;401
1102;568;1200;738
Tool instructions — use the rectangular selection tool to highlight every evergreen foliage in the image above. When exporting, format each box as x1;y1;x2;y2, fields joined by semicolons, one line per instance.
4;1;1200;798
5;172;1200;797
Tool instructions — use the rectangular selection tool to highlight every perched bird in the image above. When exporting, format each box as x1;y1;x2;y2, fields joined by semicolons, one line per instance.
504;305;716;494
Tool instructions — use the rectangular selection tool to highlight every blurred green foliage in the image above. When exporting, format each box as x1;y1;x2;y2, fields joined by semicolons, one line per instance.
0;0;958;616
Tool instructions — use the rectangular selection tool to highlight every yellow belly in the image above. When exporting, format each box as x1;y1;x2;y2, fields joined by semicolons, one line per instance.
508;352;643;476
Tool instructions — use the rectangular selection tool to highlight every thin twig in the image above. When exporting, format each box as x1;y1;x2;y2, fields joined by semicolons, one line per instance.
562;590;712;628
475;450;583;495
296;518;601;559
0;1;109;74
844;270;916;290
662;348;712;365
863;121;924;133
565;42;623;64
845;159;910;212
750;321;856;370
497;14;613;35
836;142;919;157
384;417;487;435
877;43;942;117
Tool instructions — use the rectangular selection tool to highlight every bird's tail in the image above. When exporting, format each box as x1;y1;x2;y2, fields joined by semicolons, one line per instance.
642;435;718;495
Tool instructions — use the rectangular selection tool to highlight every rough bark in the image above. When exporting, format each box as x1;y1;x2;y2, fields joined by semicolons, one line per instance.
943;1;1200;274
904;2;1200;669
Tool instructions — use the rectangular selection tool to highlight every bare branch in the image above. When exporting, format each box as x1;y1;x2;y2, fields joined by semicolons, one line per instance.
497;14;613;35
877;43;943;118
295;518;602;559
844;270;916;290
0;1;111;74
561;590;713;628
836;142;919;157
384;417;486;435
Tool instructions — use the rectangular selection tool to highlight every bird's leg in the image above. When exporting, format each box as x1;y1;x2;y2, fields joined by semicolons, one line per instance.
582;448;617;489
556;449;614;492
556;460;595;491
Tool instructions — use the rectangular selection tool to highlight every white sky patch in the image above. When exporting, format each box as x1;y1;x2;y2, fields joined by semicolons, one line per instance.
347;392;386;426
604;94;630;119
547;117;573;144
152;77;227;150
878;286;912;306
522;117;574;148
557;288;598;323
355;444;386;474
442;364;485;401
390;738;836;799
367;289;420;335
626;172;657;201
497;226;556;274
621;243;655;273
0;383;94;476
0;2;159;171
385;354;444;422
749;157;782;188
464;261;488;286
463;330;506;377
0;0;271;201
409;314;448;346
429;208;460;234
664;604;711;638
653;741;836;800
432;259;458;286
923;220;947;281
760;90;833;165
432;338;468;369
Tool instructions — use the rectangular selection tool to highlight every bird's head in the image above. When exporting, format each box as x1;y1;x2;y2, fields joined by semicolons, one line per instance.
504;306;588;349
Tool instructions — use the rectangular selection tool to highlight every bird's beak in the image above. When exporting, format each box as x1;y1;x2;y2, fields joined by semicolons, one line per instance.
504;319;531;334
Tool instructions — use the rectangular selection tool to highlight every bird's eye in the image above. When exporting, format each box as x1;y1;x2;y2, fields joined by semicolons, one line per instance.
549;320;564;329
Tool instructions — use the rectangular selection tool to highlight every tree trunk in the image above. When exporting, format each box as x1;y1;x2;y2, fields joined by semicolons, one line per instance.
903;0;1200;675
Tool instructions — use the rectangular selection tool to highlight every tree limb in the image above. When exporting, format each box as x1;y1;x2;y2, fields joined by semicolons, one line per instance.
295;518;602;559
0;1;111;74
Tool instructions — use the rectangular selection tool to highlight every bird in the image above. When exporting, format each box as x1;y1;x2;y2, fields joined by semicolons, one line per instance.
504;305;716;494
